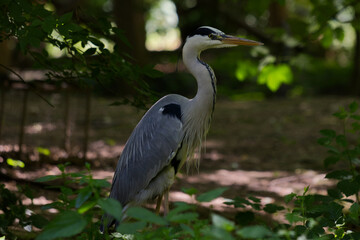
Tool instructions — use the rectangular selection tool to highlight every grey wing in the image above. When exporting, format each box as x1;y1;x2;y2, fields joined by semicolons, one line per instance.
109;105;183;206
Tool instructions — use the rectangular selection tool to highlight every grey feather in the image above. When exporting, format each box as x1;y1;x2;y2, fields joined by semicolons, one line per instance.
109;95;187;205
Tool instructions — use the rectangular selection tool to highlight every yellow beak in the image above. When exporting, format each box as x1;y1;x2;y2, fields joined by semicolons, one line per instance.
221;35;263;46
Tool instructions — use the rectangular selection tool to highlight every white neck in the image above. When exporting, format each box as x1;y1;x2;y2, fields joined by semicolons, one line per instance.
180;41;217;169
182;43;216;112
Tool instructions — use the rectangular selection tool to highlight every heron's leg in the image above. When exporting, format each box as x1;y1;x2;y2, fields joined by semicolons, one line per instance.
155;194;163;215
121;204;130;222
163;189;170;216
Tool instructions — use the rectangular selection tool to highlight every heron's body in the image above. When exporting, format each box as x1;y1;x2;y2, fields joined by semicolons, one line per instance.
101;26;262;231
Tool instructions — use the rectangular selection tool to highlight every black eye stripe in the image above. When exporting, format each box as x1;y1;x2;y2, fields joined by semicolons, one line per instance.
188;27;216;37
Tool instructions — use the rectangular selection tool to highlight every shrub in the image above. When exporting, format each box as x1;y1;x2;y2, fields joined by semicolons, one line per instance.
1;102;360;239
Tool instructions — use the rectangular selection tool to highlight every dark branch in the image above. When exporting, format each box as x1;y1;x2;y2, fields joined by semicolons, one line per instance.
0;63;55;108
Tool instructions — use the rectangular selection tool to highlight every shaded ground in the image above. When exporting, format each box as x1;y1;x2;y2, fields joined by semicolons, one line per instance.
0;91;354;221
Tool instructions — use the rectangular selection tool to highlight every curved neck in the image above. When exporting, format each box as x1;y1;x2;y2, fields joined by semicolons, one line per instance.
180;42;218;168
182;45;217;112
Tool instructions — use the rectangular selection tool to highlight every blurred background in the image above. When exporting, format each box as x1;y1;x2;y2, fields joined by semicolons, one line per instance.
0;0;360;224
1;0;359;98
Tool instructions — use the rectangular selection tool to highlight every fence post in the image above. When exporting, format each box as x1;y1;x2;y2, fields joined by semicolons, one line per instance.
83;90;91;160
0;82;5;143
19;89;28;155
63;88;71;153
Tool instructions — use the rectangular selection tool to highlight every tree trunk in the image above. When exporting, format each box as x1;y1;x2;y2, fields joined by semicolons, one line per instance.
113;0;148;65
268;1;287;28
175;0;220;42
352;9;360;95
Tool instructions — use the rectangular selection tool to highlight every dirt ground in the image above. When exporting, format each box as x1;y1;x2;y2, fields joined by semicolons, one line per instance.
0;91;356;220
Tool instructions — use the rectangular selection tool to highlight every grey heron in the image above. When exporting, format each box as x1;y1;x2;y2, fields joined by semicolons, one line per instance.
100;26;262;231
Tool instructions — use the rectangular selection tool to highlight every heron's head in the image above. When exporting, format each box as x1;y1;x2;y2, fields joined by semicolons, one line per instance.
185;26;263;52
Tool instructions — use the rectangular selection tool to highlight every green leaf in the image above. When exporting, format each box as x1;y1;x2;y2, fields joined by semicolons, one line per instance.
111;232;136;240
166;202;195;219
258;64;293;92
349;202;360;221
327;188;343;199
88;37;104;49
351;122;360;131
294;225;307;235
334;27;345;42
248;196;261;203
168;212;198;223
224;197;250;208
285;212;303;224
92;178;111;188
75;187;92;208
41;16;56;33
35;175;61;182
324;156;340;167
235;60;257;81
321;25;333;48
335;134;347;147
236;225;273;239
6;158;25;168
35;211;87;240
235;211;255;225
263;203;285;213
112;27;131;47
29;214;48;229
83;48;97;56
325;170;352;180
32;19;42;27
196;187;228;202
97;198;123;222
57;24;71;38
78;200;97;214
284;193;297;203
59;12;73;24
126;207;167;225
350;114;360;120
337;179;360;197
116;221;146;234
29;30;44;47
180;224;195;237
303;185;310;194
41;202;62;211
182;187;198;196
317;137;331;146
212;214;235;232
37;147;50;156
320;129;336;138
333;108;348;119
326;202;344;222
205;226;235;240
60;186;73;196
349;101;358;113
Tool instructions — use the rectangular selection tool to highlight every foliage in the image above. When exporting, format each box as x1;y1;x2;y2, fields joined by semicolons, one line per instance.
0;183;46;238
6;158;25;168
2;102;360;239
205;0;359;95
257;64;293;92
34;162;110;240
0;0;160;108
250;0;358;90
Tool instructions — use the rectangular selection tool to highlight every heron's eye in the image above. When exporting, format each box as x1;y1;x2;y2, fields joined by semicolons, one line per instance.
208;33;216;40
